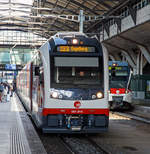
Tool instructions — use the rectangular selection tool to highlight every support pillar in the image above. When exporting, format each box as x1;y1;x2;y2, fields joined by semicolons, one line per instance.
79;10;84;33
121;50;136;71
101;44;109;98
136;52;140;75
138;45;150;64
140;53;143;75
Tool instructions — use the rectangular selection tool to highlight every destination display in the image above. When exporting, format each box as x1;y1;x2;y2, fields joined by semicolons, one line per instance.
0;64;23;70
109;66;127;70
57;46;95;52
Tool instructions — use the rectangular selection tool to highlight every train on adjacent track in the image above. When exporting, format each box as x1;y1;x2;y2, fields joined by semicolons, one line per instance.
16;32;109;133
108;61;132;111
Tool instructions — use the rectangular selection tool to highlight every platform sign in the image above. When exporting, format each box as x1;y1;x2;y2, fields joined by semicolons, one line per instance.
5;64;16;70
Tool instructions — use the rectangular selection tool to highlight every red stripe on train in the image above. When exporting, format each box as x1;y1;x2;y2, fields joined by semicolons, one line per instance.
42;108;109;116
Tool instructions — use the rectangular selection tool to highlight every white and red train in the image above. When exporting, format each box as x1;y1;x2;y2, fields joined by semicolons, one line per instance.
108;61;132;110
16;32;109;133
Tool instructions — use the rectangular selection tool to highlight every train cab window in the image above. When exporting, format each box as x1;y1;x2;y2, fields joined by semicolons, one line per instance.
111;67;116;77
51;56;103;88
52;66;103;88
34;66;40;76
109;66;130;89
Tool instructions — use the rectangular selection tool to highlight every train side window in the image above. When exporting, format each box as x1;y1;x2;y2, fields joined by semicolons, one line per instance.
35;66;40;76
39;67;44;84
111;67;116;77
33;51;43;76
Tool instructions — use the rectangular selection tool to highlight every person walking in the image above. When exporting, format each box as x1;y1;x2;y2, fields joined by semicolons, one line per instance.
0;83;4;102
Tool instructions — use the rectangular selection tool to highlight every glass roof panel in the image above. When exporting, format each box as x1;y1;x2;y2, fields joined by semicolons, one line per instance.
0;0;33;20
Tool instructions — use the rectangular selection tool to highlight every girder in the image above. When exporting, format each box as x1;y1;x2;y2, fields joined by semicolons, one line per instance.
0;0;122;38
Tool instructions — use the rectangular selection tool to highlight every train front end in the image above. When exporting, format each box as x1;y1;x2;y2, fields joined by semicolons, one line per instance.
108;61;132;110
41;32;109;133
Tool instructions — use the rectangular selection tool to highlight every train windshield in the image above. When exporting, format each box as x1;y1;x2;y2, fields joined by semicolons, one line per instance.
109;69;129;88
110;80;127;88
51;57;103;88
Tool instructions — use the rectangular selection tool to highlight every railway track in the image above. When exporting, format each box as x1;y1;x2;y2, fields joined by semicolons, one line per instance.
86;137;110;154
112;111;150;124
38;133;110;154
15;93;110;154
59;135;109;154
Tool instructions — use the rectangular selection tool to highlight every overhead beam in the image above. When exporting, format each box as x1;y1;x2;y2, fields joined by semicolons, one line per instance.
0;21;46;25
69;0;99;15
118;35;147;48
121;50;136;69
104;42;136;67
128;3;137;25
40;1;77;14
0;2;32;7
0;9;31;13
94;0;112;9
85;0;129;32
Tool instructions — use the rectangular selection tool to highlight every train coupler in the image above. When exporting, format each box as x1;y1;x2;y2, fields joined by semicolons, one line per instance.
66;115;82;131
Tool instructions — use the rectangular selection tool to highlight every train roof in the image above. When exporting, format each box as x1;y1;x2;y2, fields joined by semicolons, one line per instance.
53;32;88;39
109;61;128;66
48;31;101;49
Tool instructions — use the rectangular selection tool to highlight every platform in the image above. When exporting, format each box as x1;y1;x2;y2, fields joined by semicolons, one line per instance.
0;93;47;154
132;104;150;119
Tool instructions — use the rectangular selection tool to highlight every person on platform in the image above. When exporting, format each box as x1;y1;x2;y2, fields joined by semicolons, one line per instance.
0;83;4;102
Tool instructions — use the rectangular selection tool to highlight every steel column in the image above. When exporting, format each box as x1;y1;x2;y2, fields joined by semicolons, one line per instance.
79;10;84;33
140;53;143;75
136;52;140;75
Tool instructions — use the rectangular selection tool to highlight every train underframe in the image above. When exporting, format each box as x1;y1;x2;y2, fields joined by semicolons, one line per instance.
41;114;109;133
109;100;133;111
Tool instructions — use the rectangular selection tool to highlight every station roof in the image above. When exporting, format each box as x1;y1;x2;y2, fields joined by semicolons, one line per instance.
0;0;124;38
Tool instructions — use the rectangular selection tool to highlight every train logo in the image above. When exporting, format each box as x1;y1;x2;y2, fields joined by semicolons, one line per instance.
74;101;81;108
116;90;120;94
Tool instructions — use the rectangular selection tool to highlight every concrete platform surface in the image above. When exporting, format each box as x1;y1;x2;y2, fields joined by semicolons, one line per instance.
91;113;150;154
0;94;47;154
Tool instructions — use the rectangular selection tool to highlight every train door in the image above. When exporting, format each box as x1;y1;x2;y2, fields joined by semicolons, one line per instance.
32;52;44;125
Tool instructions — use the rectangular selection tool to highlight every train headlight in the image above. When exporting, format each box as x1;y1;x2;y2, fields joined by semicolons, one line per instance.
96;92;103;99
51;92;58;98
72;39;78;44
